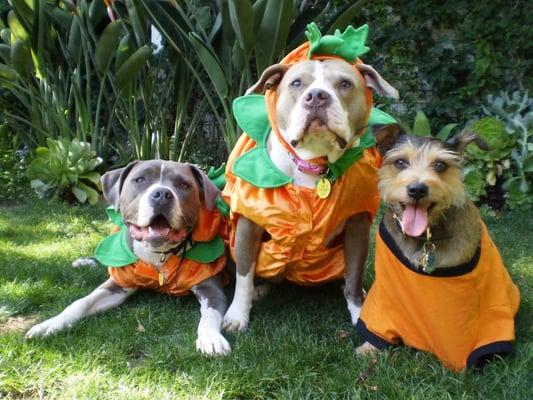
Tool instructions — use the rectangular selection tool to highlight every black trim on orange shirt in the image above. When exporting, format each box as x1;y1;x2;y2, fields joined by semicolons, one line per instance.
379;221;481;277
467;341;514;369
355;319;398;349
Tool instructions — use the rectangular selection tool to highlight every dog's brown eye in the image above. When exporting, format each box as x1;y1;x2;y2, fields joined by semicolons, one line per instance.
135;177;145;183
339;80;353;89
179;182;190;190
394;159;409;170
290;79;301;88
433;161;448;173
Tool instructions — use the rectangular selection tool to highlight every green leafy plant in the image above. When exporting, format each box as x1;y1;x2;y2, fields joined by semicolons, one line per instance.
403;110;459;140
134;0;370;149
26;138;102;205
483;91;533;209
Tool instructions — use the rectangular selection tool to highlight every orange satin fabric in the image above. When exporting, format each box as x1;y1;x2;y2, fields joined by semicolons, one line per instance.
359;222;520;371
222;42;381;285
109;206;226;296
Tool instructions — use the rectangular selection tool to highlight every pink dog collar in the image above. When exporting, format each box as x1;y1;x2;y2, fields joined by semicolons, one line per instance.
288;151;329;176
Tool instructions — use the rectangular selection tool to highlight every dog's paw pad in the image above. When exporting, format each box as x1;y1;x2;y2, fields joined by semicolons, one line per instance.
196;331;231;356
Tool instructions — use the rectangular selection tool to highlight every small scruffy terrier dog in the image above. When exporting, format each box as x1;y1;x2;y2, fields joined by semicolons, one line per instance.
355;125;520;371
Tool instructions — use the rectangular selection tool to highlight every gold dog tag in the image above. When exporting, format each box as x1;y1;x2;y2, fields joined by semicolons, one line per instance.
316;178;332;199
158;272;165;286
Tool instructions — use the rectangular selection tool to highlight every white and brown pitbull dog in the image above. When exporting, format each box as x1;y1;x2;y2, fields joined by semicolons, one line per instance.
222;59;399;332
26;160;231;356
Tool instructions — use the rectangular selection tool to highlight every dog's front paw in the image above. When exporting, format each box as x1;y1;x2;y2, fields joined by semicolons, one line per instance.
25;317;66;339
356;341;377;356
222;304;250;332
196;330;231;356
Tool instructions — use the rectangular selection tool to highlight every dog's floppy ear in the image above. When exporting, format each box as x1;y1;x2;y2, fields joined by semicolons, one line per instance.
445;130;489;154
245;64;290;95
372;123;404;155
356;64;399;99
188;164;220;211
101;160;139;210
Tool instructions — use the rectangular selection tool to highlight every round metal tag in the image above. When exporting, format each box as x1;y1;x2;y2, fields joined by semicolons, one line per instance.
316;178;332;199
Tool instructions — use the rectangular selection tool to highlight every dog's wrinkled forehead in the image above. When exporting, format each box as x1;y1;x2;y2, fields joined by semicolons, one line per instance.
122;161;195;196
279;59;363;97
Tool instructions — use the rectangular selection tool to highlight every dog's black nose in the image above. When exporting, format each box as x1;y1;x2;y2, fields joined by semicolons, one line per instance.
149;187;173;206
304;89;331;108
407;183;428;200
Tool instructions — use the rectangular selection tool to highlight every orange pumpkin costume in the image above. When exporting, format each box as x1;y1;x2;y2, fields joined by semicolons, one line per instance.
356;221;520;371
95;206;226;296
222;37;396;285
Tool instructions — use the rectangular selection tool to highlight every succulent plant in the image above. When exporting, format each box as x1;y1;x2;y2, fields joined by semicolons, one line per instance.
26;138;102;205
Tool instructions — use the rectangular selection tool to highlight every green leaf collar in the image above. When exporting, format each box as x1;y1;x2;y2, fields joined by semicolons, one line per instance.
231;95;396;188
94;207;224;267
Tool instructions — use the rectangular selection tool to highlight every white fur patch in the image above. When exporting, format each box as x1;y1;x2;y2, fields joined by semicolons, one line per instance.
195;298;231;356
222;268;255;332
347;299;362;326
26;285;134;339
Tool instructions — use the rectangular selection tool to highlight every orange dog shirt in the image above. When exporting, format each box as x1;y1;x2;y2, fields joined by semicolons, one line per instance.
357;221;520;371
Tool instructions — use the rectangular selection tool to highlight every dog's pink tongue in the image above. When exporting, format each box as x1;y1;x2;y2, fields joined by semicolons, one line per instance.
402;204;429;237
148;219;170;237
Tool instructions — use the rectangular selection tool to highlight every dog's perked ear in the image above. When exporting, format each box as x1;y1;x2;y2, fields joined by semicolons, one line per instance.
372;123;404;155
356;64;399;100
245;64;290;95
101;160;139;210
188;164;220;211
445;131;489;154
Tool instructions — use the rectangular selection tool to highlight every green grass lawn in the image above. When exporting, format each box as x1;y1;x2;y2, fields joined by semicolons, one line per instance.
0;198;531;399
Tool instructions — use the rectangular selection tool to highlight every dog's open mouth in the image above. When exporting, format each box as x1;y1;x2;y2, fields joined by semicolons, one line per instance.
128;215;188;243
399;202;436;237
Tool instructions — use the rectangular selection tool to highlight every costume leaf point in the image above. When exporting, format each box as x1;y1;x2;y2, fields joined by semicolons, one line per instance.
305;22;370;61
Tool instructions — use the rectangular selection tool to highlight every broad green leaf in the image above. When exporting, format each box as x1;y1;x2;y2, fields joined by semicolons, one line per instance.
115;34;133;70
115;45;152;90
10;39;32;77
412;111;431;137
72;185;88;203
0;44;11;63
47;6;72;33
7;11;28;41
79;182;100;205
95;20;123;73
67;17;81;63
228;0;254;58
188;32;229;98
72;84;90;137
89;0;107;26
1;29;10;44
255;0;294;74
436;123;458;141
252;0;268;36
0;64;19;80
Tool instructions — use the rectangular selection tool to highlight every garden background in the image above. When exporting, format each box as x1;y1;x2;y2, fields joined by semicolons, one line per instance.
0;1;531;399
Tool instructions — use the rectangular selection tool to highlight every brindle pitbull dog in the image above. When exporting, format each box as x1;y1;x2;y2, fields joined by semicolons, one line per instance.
26;160;231;356
222;59;399;332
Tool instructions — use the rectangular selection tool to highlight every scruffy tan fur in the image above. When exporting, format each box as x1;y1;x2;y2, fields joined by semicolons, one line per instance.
356;127;488;356
379;137;481;268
